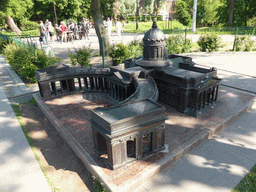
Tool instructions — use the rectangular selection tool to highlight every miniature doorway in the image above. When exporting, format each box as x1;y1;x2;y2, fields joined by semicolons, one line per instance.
127;139;136;159
96;132;107;158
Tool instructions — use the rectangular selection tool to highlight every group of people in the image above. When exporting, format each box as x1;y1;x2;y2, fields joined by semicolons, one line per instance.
39;18;92;44
38;17;123;45
38;20;54;45
55;18;91;43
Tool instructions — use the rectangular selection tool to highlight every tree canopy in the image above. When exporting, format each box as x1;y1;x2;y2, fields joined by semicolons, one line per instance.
1;0;256;34
174;0;256;27
0;0;33;23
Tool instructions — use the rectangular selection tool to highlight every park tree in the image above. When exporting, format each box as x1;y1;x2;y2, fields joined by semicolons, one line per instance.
0;0;34;35
196;0;222;26
91;0;110;56
154;0;166;16
101;0;115;19
114;0;136;20
218;0;256;26
144;0;154;21
228;0;234;27
175;0;192;26
30;0;91;24
233;0;256;26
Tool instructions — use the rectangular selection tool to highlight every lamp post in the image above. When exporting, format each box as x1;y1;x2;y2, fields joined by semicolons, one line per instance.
136;0;139;30
192;0;197;33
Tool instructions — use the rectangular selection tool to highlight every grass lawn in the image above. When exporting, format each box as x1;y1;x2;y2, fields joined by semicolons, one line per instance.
123;20;256;36
1;20;255;37
233;164;256;192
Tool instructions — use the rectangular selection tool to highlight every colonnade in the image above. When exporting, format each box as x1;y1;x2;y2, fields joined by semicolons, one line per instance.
38;74;136;102
107;82;135;101
193;85;219;111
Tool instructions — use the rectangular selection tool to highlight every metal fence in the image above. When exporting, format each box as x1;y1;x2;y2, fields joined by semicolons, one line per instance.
163;26;256;36
0;33;40;58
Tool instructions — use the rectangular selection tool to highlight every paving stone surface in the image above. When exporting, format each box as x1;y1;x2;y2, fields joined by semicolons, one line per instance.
35;85;254;192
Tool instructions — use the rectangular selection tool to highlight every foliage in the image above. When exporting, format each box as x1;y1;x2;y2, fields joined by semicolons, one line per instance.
2;42;19;64
88;175;108;192
4;43;37;82
21;29;40;36
27;97;37;106
234;35;254;52
166;35;192;54
144;0;154;20
141;15;162;22
217;0;256;27
36;49;60;69
20;19;38;30
233;164;256;192
0;0;33;23
129;39;143;47
3;40;59;83
154;0;166;15
197;33;222;52
68;45;94;67
174;0;192;26
101;0;115;19
29;0;91;25
0;35;14;53
248;17;256;27
108;43;128;66
123;20;186;33
114;0;136;20
196;0;222;26
108;41;143;66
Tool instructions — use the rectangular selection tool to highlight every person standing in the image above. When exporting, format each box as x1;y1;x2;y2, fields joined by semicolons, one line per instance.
116;18;122;39
48;21;54;42
38;20;48;45
60;22;67;43
106;17;112;39
45;19;50;42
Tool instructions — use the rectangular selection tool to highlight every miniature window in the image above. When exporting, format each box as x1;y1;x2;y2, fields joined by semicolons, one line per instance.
142;133;152;156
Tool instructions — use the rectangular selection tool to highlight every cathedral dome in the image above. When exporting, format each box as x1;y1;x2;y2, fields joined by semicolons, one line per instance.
135;21;171;69
143;21;166;46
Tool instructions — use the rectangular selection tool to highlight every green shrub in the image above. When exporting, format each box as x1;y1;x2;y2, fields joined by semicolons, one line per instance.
21;30;40;36
3;41;59;83
0;35;13;53
108;41;143;66
166;35;192;54
21;20;39;30
129;39;143;47
108;42;127;66
36;49;60;68
68;45;94;67
8;44;38;82
2;42;19;64
248;17;256;27
234;35;254;51
197;33;221;52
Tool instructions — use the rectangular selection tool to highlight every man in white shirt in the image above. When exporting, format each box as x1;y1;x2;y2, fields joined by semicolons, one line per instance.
106;17;112;39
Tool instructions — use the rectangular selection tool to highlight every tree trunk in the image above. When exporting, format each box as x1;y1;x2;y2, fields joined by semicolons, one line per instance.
113;0;119;24
228;0;234;27
91;0;110;56
5;16;21;35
